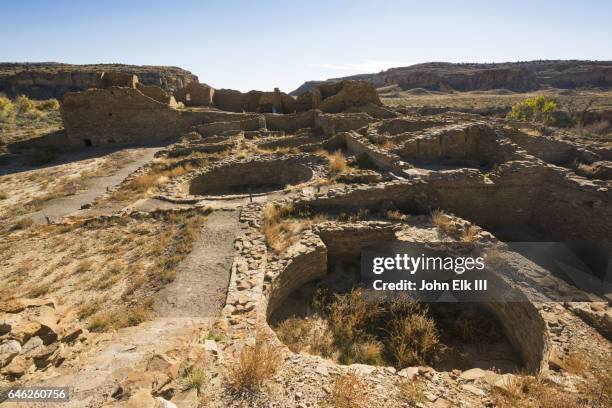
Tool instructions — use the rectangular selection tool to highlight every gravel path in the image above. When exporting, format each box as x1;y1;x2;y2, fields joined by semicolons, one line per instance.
33;147;160;222
153;209;240;318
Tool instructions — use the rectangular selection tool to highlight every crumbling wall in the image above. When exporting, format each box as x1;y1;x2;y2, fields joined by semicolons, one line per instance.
487;302;550;372
213;88;297;113
301;80;382;113
344;103;398;119
265;110;316;132
315;112;374;136
213;89;248;112
504;128;595;165
296;162;611;243
61;87;208;146
533;173;612;242
342;132;404;172
136;83;173;104
370;117;449;135
189;159;313;195
395;124;517;166
257;90;297;113
175;82;214;106
266;246;327;315
97;72;138;88
194;117;265;137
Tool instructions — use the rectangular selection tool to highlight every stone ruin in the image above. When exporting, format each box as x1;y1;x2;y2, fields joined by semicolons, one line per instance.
5;77;611;406
59;77;384;147
144;106;610;378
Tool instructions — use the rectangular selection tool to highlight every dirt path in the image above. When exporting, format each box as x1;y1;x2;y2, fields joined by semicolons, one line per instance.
154;209;240;318
33;147;160;222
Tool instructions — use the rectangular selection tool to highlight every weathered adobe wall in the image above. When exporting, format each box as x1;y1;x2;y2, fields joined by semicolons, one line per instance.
98;72;138;88
136;83;172;104
343;103;399;119
61;87;212;146
212;89;246;112
194;117;264;137
315;112;374;136
369;117;450;135
265;222;397;317
188;159;313;195
174;82;214;106
316;80;382;113
295;163;610;242
341;132;404;172
315;222;398;259
504;128;598;165
192;110;262;124
488;302;550;372
295;81;382;113
533;172;612;242
257;134;324;150
257;91;297;113
264;110;316;132
266;239;327;316
212;89;297;113
394;124;518;166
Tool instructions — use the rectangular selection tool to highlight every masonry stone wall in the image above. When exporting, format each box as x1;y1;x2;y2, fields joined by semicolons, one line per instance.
61;87;205;146
264;110;316;132
136;83;173;104
266;247;327;316
189;159;313;195
295;161;611;243
315;112;374;136
504;129;592;165
174;82;214;106
195;117;264;137
98;72;138;88
394;124;515;167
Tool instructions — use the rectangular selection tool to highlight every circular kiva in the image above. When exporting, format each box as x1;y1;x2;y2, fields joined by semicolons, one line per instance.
189;159;313;196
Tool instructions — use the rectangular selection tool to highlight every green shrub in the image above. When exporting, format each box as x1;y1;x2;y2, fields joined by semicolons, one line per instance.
0;96;14;122
14;95;35;115
507;95;557;125
39;98;60;110
179;366;206;395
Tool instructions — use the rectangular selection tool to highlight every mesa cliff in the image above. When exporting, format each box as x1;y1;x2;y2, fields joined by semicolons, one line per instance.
291;60;612;95
0;63;198;99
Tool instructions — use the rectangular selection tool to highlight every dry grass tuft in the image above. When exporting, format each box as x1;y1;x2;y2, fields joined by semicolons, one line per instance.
274;315;335;358
398;379;425;405
226;336;282;397
460;225;480;243
325;150;349;174
328;374;369;408
431;209;457;235
385;210;409;221
387;304;441;368
11;217;34;230
491;374;584;408
87;304;150;333
274;290;446;369
180;366;206;395
261;203;306;253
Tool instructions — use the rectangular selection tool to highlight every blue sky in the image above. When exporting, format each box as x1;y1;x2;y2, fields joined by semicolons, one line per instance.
2;1;611;92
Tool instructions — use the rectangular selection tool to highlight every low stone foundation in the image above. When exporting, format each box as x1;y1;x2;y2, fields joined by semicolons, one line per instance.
188;158;314;196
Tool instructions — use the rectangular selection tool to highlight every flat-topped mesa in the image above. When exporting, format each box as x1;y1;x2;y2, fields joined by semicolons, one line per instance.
0;62;197;99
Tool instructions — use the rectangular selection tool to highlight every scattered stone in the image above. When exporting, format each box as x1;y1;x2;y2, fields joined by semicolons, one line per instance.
0;340;21;367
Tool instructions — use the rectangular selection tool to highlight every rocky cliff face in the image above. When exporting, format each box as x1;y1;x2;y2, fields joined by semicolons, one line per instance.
0;63;198;99
291;61;612;95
